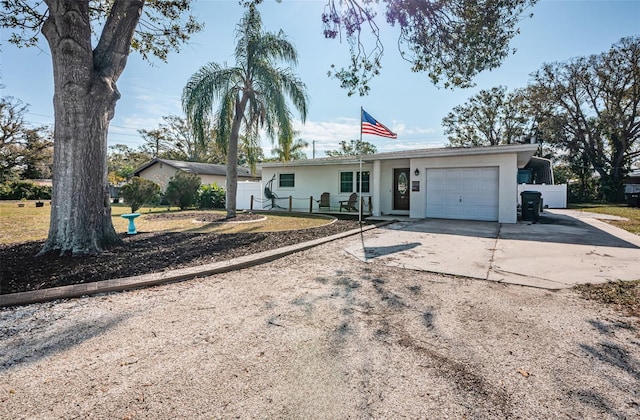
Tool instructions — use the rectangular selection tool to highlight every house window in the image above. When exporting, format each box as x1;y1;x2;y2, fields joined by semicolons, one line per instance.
341;171;370;193
279;173;295;188
357;171;370;193
340;172;354;193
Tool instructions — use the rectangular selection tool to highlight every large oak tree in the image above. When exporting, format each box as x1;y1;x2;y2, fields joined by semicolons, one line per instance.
442;86;532;147
1;1;201;255
528;36;640;202
0;95;53;181
318;0;538;94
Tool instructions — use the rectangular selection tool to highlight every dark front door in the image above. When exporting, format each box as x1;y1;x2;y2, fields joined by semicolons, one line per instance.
393;168;410;210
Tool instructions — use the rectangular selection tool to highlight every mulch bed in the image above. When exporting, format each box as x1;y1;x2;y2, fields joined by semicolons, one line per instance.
1;219;366;295
143;211;265;223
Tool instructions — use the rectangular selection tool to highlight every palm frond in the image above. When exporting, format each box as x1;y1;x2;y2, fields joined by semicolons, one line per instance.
182;63;242;149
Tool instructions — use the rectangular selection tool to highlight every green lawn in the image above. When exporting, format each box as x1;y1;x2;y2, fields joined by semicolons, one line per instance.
568;203;640;235
0;201;332;245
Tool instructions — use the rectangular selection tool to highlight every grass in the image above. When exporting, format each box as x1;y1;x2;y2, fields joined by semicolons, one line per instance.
568;203;640;324
0;201;332;245
568;203;640;235
575;280;640;322
187;211;333;234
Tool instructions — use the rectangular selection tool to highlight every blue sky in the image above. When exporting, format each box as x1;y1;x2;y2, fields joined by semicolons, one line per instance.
1;0;639;158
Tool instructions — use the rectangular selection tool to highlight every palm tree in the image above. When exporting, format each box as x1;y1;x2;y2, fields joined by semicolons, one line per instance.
272;131;309;162
182;5;308;218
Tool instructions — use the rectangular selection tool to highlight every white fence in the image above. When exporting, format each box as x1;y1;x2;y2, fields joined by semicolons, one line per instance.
517;184;567;208
236;181;262;210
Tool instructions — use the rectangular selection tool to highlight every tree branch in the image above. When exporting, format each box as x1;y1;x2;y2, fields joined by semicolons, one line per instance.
93;0;144;80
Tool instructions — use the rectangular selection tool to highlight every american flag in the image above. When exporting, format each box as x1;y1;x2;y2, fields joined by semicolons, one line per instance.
361;109;397;139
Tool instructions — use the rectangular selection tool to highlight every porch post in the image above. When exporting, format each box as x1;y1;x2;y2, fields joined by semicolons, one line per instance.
372;160;381;216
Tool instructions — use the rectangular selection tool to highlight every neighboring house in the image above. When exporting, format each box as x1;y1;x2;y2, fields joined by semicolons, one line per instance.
133;158;261;191
260;143;540;223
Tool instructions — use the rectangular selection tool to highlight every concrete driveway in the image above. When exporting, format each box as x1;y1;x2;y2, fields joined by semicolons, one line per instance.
345;210;640;289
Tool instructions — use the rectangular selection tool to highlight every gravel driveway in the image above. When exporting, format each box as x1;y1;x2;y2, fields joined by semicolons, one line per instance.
1;233;639;418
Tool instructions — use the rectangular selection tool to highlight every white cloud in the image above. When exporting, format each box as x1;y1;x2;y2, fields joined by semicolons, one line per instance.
288;117;447;156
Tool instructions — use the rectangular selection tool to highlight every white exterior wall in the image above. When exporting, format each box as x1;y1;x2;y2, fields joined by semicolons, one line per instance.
138;164;180;191
261;164;373;211
138;164;227;191
517;184;568;208
199;174;228;188
410;153;518;223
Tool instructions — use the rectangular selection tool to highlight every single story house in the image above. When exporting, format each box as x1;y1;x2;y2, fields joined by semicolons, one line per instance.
133;158;261;191
260;143;540;223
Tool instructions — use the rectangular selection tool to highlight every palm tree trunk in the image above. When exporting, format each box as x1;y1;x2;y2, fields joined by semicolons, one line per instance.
226;95;250;218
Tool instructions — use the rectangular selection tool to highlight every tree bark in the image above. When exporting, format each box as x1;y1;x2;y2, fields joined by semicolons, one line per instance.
226;94;250;218
40;0;143;255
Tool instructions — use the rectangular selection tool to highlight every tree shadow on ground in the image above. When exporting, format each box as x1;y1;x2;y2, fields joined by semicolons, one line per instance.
363;242;420;260
292;267;514;417
0;312;129;371
386;214;639;248
568;319;640;418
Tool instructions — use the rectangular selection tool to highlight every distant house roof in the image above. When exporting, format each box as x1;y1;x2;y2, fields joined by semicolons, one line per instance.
133;158;260;179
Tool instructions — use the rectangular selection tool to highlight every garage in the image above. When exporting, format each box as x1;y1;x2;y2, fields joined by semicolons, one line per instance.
426;167;499;221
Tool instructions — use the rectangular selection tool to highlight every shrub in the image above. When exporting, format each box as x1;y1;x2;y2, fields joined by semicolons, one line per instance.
119;177;161;213
0;181;52;200
198;183;226;209
165;171;201;210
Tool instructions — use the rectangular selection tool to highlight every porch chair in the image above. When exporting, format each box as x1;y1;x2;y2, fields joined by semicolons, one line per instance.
317;192;330;210
339;193;358;212
264;175;284;209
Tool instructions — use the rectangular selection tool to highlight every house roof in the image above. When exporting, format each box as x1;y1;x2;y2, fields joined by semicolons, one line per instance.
134;158;260;178
259;143;539;169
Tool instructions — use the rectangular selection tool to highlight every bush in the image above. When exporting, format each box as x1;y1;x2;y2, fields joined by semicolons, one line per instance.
119;177;161;213
165;171;201;210
0;181;52;200
198;183;226;209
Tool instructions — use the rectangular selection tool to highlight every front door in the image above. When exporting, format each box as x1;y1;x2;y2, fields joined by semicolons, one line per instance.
393;168;410;211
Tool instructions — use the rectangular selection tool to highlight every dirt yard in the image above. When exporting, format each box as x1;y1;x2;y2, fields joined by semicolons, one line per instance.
1;231;639;418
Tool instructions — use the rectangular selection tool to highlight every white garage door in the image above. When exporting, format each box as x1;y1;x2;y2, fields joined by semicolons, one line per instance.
426;167;499;221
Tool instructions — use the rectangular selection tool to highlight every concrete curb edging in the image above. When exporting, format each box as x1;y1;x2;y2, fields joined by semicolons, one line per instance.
1;223;389;308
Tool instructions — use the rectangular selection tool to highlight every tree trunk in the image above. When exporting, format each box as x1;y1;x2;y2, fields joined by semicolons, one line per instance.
225;95;250;218
39;0;142;255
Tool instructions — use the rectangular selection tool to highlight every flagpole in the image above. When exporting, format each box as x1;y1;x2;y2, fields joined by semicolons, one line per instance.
359;107;363;224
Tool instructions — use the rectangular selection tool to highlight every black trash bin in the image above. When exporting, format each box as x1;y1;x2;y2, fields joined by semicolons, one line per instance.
521;191;542;222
